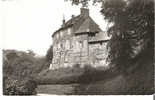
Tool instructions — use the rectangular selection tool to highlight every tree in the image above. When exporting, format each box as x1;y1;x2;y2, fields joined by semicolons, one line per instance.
66;0;154;71
3;50;38;95
46;45;53;62
103;0;154;70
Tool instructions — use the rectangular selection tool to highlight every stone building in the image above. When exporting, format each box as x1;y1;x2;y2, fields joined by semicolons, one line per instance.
50;8;109;70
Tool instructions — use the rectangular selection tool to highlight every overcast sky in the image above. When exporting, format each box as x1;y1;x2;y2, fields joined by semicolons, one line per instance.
2;0;108;56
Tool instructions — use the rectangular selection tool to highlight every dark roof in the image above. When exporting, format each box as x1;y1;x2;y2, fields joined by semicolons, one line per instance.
75;17;101;34
52;15;82;37
88;31;110;43
52;13;102;37
64;15;81;27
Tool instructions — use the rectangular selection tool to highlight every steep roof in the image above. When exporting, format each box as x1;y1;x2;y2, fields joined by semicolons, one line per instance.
64;15;81;27
75;17;101;34
52;15;82;37
52;10;102;37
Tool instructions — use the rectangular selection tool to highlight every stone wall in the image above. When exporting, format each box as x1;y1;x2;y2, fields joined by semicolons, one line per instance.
89;42;109;67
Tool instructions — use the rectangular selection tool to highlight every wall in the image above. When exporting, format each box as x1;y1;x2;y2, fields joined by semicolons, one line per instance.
51;30;109;70
89;42;109;67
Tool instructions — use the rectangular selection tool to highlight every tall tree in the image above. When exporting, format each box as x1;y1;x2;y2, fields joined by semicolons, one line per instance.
102;0;154;70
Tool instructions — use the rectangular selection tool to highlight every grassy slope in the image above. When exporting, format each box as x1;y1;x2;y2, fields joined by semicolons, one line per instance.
36;67;84;84
37;66;112;84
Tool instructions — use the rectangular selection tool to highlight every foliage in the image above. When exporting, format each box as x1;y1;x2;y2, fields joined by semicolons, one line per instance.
37;64;110;84
3;50;49;78
3;76;37;95
3;47;54;95
46;45;53;62
37;66;83;84
27;50;36;56
3;50;48;95
104;0;153;69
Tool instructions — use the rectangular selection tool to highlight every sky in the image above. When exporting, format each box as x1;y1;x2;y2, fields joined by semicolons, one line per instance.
1;0;108;56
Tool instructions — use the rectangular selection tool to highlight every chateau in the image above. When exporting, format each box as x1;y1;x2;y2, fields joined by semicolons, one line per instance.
50;8;109;70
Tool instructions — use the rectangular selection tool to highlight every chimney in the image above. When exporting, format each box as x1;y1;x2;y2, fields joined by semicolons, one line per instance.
72;15;75;18
62;14;65;27
80;8;89;17
63;19;65;25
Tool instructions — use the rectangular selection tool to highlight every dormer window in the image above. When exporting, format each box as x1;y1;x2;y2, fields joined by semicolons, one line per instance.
58;43;60;49
67;28;71;35
60;31;63;37
66;40;70;49
56;33;59;39
86;28;90;32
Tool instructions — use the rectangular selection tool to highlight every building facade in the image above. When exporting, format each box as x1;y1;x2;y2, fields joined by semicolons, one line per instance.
50;8;109;70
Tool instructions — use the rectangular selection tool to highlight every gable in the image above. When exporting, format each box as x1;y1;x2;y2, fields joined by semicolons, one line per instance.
75;17;101;34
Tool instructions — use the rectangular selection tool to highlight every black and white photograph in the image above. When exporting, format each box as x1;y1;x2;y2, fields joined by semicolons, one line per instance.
1;0;154;97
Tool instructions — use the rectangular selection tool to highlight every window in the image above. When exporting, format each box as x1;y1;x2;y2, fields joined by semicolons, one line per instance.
70;41;73;49
58;43;60;49
99;43;102;49
79;40;86;48
60;43;63;49
67;28;71;35
76;41;80;51
65;56;68;62
56;33;59;39
84;40;87;48
86;28;90;32
60;31;63;37
66;40;70;49
79;41;82;48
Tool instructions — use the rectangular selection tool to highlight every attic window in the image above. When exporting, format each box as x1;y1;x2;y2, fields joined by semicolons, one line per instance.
67;28;71;35
79;41;83;48
66;40;70;49
60;31;63;37
56;33;59;39
86;29;90;32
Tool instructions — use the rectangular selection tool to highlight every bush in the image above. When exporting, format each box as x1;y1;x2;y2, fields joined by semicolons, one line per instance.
72;64;81;69
37;66;84;84
3;76;37;95
37;64;110;84
77;64;96;83
3;50;45;95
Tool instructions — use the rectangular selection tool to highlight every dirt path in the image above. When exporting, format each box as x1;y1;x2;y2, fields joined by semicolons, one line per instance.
37;84;78;95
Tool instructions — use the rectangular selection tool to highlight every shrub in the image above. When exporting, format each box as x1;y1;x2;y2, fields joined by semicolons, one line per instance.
3;76;37;95
72;64;81;69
